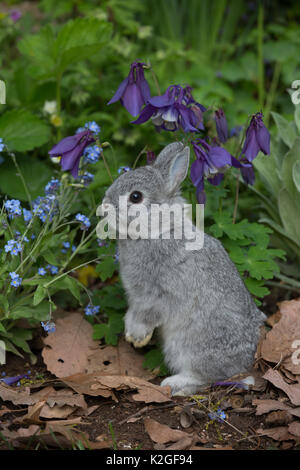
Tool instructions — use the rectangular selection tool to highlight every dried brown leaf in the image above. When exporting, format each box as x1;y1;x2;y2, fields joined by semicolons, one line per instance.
62;373;172;403
263;369;300;405
261;298;300;375
265;410;293;426
86;338;154;379
42;313;99;378
288;421;300;438
256;426;295;441
253;398;291;415
144;417;190;444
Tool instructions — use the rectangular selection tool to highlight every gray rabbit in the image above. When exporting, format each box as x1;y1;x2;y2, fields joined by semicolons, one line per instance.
100;142;265;395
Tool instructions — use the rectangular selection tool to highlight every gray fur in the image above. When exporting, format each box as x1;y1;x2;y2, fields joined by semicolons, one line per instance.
102;142;266;395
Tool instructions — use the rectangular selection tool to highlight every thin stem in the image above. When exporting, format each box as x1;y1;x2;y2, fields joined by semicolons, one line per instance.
232;173;240;224
9;153;32;206
44;257;101;289
133;146;147;169
149;65;161;96
264;61;281;126
101;151;113;183
257;2;265;109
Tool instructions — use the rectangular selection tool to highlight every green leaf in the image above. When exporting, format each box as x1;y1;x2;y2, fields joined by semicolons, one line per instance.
96;257;116;281
0;154;53;201
55;18;112;74
253;152;281;197
143;348;168;376
93;313;124;345
33;284;47;306
278;188;300;242
271;112;298;148
18;25;56;78
292;161;300;192
244;278;270;298
10;301;50;322
0;109;51;152
294;105;300;134
281;139;300;202
209;213;247;241
18;18;112;78
42;250;59;266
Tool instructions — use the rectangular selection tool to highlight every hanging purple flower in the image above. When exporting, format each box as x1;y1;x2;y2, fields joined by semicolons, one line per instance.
191;139;232;203
49;130;95;178
132;85;205;133
241;112;270;161
215;109;228;143
107;62;151;117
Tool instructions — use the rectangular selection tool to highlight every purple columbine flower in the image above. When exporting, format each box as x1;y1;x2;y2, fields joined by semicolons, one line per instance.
108;61;151;117
132;85;205;133
241;112;270;162
10;9;22;22
190;139;232;203
49;130;95;178
215;109;228;143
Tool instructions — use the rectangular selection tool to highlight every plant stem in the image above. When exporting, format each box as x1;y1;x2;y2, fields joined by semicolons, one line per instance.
232;173;240;224
133;146;147;169
44;257;101;289
257;2;265;110
101;151;113;183
9;153;32;206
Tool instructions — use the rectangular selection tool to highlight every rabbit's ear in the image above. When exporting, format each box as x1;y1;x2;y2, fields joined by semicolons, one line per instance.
154;143;190;194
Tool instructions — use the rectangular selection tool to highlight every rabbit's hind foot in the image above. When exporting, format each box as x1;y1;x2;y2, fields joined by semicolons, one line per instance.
160;373;207;397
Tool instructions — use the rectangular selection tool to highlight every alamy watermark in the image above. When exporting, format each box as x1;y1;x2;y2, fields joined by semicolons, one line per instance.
291;80;300;105
96;197;205;251
0;340;6;365
0;80;6;104
292;340;300;365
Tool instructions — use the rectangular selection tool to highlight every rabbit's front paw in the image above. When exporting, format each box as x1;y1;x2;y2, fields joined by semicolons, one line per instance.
125;327;153;348
160;374;207;396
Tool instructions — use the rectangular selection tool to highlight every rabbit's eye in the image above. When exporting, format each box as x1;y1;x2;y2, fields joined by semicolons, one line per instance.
129;191;143;203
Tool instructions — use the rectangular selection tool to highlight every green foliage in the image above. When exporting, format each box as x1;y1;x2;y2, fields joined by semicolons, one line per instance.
209;212;285;304
253;107;300;281
18;17;112;79
0;110;51;152
143;348;168;376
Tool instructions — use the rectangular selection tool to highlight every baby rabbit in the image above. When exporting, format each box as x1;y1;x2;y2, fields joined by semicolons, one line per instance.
101;142;265;396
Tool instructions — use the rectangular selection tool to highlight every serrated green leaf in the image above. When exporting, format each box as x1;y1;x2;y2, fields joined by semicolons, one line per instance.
0;109;51;152
92;313;124;345
143;348;168;376
96;257;116;281
18;25;56;78
244;278;270;298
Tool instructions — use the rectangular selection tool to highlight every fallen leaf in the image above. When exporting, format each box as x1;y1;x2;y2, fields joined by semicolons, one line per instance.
261;298;300;375
0;383;35;406
253;399;291;415
39;404;75;419
256;426;295;441
263;369;300;406
42;313;99;377
288;421;300;438
265;410;293;426
164;435;194;450
144;417;190;444
62;373;172;403
86;338;154;380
